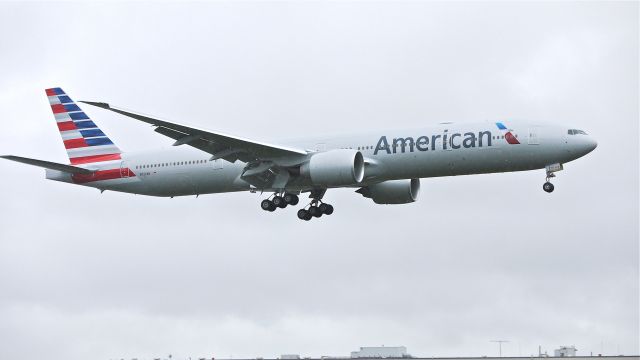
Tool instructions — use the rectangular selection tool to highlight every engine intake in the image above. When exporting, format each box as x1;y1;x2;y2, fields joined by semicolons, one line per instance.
300;149;364;186
357;178;420;204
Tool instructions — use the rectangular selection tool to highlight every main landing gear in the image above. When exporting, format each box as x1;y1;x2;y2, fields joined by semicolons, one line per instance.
295;189;333;221
260;192;299;212
260;189;334;221
296;200;334;221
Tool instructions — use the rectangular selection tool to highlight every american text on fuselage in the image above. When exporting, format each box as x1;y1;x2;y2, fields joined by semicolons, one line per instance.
374;130;493;155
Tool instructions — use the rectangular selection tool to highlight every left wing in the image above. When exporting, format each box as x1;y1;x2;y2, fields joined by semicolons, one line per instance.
80;101;308;164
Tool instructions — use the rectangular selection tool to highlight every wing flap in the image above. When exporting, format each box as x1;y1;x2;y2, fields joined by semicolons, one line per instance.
154;126;242;162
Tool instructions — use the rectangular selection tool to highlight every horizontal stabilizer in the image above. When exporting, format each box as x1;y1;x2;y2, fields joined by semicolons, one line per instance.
0;155;95;175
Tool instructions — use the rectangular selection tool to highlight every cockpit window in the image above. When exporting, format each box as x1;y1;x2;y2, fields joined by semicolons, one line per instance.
568;129;588;135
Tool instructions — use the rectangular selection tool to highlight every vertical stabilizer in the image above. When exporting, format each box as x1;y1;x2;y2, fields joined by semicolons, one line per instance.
46;87;122;165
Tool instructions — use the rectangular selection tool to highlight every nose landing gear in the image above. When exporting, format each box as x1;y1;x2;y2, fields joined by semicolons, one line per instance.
543;163;563;193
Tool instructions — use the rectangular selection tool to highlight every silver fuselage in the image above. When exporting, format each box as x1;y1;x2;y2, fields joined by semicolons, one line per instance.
46;121;598;197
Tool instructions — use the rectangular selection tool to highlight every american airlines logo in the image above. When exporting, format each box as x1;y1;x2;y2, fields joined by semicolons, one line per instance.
374;130;495;155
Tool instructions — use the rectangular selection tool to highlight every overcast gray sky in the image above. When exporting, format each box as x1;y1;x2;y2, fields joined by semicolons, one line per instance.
0;2;638;360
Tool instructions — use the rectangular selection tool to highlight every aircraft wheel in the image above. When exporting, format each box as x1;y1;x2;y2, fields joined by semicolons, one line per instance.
543;182;555;193
297;209;310;220
261;199;276;211
309;206;322;218
323;204;334;215
284;193;299;205
319;203;328;213
273;196;287;208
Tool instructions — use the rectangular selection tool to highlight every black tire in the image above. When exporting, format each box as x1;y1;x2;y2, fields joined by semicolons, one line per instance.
543;182;555;193
273;196;287;208
309;206;323;218
284;193;299;205
297;209;309;220
261;199;274;211
319;203;328;213
323;204;334;215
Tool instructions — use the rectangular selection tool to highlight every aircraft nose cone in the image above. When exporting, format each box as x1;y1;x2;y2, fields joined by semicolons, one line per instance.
578;136;598;156
585;137;598;152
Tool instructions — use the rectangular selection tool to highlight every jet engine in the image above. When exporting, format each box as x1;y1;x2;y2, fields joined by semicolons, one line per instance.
356;178;420;204
300;149;364;186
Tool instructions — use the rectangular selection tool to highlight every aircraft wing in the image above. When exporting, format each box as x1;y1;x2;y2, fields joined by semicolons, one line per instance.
80;101;308;163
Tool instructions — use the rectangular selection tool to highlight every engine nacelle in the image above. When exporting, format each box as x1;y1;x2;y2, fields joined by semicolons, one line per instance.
300;149;364;186
357;178;420;204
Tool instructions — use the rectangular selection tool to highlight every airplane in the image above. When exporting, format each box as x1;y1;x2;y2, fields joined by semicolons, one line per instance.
1;87;597;221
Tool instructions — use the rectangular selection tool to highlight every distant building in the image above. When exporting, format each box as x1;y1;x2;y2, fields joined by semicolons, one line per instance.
351;347;409;358
281;355;301;360
555;346;578;357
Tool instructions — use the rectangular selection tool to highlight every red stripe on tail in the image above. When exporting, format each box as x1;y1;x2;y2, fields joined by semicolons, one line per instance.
69;153;121;165
51;104;66;113
64;138;88;149
57;121;77;131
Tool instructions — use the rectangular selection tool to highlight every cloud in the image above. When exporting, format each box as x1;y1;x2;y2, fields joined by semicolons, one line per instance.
0;2;637;360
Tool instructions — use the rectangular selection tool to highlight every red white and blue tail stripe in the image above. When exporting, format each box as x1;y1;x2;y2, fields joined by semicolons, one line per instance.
46;87;122;165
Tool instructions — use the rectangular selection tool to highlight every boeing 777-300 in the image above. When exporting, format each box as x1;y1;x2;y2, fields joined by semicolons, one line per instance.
1;88;597;221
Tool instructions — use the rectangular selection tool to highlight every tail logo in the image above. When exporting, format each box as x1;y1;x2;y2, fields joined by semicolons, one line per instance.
46;87;123;165
495;122;520;144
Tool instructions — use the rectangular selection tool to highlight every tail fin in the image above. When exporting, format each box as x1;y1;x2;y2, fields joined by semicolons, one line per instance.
46;87;122;165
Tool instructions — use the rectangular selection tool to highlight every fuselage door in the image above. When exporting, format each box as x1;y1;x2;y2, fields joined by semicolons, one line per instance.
120;161;130;178
212;159;224;170
528;127;540;145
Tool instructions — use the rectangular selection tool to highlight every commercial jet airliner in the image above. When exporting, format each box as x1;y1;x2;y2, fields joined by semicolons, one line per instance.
1;88;597;221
